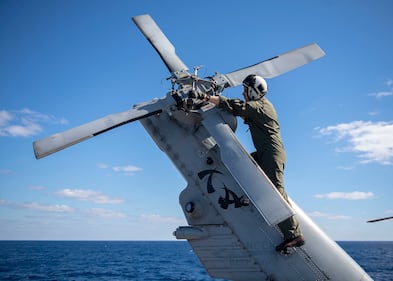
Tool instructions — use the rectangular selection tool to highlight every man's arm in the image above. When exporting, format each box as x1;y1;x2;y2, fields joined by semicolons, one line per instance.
205;95;248;119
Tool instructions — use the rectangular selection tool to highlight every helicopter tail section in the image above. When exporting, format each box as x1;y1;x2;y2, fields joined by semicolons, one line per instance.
32;13;373;281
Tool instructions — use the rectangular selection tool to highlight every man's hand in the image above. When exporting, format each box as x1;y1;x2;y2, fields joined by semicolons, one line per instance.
196;93;220;105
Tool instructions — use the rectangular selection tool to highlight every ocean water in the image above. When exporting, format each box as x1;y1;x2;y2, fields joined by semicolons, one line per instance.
338;241;393;281
0;241;391;281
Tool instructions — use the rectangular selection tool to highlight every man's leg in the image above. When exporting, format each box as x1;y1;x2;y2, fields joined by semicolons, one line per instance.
255;152;304;250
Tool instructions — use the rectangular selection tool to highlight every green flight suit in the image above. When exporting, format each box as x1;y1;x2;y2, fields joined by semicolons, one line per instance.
218;96;302;240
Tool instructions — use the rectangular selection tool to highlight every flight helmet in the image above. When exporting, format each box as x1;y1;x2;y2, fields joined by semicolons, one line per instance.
242;74;268;100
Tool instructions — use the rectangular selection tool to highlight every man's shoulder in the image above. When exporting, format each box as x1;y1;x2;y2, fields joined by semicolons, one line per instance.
246;99;264;108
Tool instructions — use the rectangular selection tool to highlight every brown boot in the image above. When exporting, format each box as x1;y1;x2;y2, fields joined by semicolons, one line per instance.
275;235;305;252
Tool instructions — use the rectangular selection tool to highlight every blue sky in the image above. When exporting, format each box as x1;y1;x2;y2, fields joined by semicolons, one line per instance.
1;0;392;241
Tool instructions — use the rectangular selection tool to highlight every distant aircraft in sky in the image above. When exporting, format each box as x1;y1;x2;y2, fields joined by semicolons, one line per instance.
33;14;373;281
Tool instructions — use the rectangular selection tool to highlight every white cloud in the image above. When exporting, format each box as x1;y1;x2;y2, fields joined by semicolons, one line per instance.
20;202;74;212
368;78;393;98
314;191;374;200
308;211;351;220
0;108;68;137
0;169;13;174
56;189;124;204
112;165;142;176
85;208;128;219
336;165;355;170
97;163;142;176
0;199;12;207
0;110;12;126
367;111;379;116
97;162;109;169
1;119;42;137
318;120;393;165
0;199;74;213
368;91;393;98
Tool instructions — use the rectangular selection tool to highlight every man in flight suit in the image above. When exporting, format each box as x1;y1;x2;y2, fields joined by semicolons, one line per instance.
205;74;305;252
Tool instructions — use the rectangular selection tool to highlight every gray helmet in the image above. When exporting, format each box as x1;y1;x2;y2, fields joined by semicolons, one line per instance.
242;74;268;100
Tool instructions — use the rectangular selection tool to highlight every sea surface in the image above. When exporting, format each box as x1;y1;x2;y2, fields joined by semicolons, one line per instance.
0;241;391;280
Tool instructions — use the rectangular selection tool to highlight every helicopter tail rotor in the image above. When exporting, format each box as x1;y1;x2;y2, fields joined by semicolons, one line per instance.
132;14;190;78
33;102;164;159
33;14;326;160
367;216;393;223
214;43;325;89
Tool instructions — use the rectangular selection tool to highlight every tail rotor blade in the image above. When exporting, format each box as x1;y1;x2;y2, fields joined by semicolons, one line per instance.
218;43;325;88
367;216;393;223
33;103;163;159
132;14;189;77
